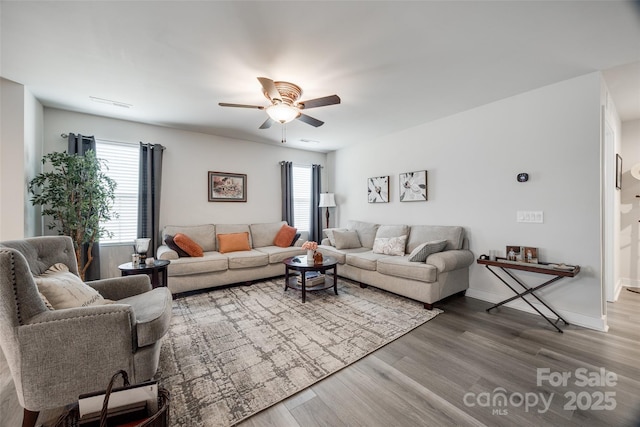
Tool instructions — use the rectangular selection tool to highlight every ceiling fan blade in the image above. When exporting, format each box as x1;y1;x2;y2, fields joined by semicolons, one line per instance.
218;102;264;109
257;77;282;102
259;117;275;129
297;113;324;127
298;94;341;110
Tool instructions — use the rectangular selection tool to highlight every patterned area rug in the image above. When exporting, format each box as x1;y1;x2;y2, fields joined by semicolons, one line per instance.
155;277;442;426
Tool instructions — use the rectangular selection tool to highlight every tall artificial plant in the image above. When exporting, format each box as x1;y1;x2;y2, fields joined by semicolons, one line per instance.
29;150;117;280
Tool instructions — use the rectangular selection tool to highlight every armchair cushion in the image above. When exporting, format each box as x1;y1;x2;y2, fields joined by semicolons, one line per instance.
34;263;111;309
119;287;172;347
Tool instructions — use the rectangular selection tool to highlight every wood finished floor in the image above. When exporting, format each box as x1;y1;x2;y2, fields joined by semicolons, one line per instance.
1;287;638;427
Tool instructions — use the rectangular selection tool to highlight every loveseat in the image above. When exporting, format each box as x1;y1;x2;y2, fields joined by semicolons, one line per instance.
156;221;305;295
317;220;474;308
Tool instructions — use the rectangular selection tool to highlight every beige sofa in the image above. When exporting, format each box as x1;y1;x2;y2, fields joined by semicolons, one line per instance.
156;221;304;294
317;220;474;309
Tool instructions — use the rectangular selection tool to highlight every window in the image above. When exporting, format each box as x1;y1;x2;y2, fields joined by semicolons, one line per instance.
292;165;311;232
95;140;139;244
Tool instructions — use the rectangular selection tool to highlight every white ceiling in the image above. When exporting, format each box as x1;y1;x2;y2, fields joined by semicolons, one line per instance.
2;1;639;153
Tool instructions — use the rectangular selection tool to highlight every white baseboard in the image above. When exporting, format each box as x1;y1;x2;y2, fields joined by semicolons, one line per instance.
465;288;608;332
620;277;640;288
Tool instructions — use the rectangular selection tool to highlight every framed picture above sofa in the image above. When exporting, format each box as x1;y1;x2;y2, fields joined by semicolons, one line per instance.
399;170;427;202
368;176;389;203
208;171;247;202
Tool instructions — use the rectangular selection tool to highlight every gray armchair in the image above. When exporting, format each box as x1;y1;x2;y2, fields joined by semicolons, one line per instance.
0;236;172;427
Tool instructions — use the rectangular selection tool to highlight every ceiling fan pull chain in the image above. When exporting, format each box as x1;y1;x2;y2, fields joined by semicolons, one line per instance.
281;125;286;143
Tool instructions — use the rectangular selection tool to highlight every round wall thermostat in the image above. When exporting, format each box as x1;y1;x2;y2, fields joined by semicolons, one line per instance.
517;173;529;182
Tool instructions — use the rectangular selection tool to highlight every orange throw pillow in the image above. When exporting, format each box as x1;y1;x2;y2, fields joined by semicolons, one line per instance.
273;224;298;248
218;232;251;254
174;233;204;257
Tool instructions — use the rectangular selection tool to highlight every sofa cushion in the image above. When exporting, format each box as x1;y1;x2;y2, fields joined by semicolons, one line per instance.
226;250;269;269
406;225;464;253
317;246;367;264
273;224;298;248
163;224;216;251
34;263;110;309
377;257;438;283
333;230;362;249
408;239;447;262
255;246;305;263
174;233;204;257
118;287;172;348
216;224;253;248
324;228;348;246
346;251;389;271
251;221;287;248
164;235;189;257
218;232;251;254
347;220;380;249
372;235;407;256
167;252;228;276
375;224;410;239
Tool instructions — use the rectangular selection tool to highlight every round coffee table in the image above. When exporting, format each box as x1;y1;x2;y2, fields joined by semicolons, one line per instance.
283;255;338;303
118;259;170;289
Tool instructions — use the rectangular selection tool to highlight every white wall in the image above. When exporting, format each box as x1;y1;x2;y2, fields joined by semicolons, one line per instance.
620;119;640;287
42;108;328;277
331;72;605;330
23;86;44;237
0;78;43;240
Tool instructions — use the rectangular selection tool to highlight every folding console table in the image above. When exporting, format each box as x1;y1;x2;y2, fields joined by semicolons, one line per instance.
477;258;580;333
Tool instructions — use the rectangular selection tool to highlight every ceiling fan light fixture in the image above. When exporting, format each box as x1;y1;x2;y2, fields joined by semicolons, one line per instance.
266;103;300;124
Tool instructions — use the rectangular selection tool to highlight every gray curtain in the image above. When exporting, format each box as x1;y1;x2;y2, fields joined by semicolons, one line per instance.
280;161;294;225
138;142;165;255
310;164;322;242
67;133;101;281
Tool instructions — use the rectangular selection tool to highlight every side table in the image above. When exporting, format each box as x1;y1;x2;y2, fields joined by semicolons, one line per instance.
477;257;580;333
118;259;170;289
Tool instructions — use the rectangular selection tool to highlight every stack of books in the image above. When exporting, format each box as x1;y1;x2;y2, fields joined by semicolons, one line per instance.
297;271;325;286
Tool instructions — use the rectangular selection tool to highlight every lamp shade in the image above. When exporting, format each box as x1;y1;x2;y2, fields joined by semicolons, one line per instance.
266;104;300;124
319;193;336;208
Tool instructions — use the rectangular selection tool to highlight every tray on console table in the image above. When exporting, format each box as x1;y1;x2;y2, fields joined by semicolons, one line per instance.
477;257;580;277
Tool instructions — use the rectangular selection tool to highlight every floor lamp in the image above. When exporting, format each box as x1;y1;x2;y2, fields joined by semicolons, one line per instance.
319;193;336;229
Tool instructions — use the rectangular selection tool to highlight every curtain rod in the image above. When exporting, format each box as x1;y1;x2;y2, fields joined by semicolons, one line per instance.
280;161;323;168
60;134;139;147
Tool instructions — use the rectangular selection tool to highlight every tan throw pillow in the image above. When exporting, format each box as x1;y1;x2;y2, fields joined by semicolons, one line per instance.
373;235;407;256
325;228;348;246
333;230;362;249
408;239;448;262
273;224;298;248
174;233;204;257
218;232;252;253
34;263;108;309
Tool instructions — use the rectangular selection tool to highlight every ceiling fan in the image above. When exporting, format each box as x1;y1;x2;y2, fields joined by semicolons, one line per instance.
218;77;341;130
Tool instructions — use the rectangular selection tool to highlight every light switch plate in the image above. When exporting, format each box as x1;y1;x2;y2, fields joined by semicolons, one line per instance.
517;210;544;223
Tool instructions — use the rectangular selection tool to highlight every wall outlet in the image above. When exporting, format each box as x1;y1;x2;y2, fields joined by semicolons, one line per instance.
517;210;544;223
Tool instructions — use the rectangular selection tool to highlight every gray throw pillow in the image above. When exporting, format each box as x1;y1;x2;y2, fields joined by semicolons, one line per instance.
408;239;448;262
333;230;362;249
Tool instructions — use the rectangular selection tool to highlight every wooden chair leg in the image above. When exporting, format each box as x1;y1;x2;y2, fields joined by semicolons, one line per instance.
22;408;39;427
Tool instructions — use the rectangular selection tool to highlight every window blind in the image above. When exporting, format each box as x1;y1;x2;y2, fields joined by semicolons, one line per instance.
95;140;139;244
292;165;311;232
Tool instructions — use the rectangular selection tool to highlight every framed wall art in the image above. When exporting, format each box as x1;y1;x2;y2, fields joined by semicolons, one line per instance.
208;171;247;202
368;176;389;203
399;170;427;201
